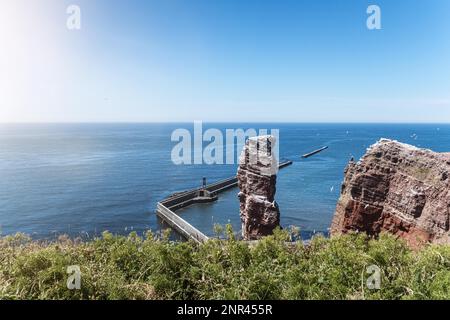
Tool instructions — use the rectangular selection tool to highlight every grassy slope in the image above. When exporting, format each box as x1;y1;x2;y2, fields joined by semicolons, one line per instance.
0;227;449;300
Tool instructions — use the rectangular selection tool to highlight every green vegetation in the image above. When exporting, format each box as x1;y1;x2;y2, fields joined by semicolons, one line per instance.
0;227;449;300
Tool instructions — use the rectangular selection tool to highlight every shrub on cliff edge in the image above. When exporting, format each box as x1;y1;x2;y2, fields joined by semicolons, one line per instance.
0;229;449;300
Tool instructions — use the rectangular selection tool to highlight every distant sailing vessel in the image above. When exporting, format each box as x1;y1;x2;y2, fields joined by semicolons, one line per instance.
302;146;329;158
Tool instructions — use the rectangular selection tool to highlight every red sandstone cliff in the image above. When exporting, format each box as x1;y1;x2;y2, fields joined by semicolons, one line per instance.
331;139;450;247
237;136;280;240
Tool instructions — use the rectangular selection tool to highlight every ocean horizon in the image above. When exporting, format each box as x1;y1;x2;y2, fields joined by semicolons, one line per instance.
1;122;449;240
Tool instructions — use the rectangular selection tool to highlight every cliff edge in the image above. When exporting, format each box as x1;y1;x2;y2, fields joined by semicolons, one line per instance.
331;139;450;247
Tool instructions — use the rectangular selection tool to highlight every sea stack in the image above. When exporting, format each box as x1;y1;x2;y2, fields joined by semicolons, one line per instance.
331;139;450;247
237;135;280;240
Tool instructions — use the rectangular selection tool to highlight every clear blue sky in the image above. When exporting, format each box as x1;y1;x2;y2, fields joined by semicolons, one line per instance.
1;0;450;122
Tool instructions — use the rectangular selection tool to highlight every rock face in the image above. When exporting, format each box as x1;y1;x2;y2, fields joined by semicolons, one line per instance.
237;135;280;240
331;139;450;247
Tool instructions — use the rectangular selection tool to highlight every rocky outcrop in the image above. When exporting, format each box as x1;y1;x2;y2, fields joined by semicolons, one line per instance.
237;135;280;240
331;139;450;247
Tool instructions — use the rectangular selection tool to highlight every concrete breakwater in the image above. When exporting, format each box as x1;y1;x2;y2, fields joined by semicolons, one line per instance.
301;146;328;158
156;160;293;243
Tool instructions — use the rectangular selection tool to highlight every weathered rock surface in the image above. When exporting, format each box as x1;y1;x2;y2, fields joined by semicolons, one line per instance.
238;135;280;240
331;139;450;247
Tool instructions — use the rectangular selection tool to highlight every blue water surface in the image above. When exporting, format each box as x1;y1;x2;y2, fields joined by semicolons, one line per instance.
0;123;448;239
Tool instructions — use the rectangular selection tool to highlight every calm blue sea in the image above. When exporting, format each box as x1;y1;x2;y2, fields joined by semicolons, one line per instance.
0;123;449;240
